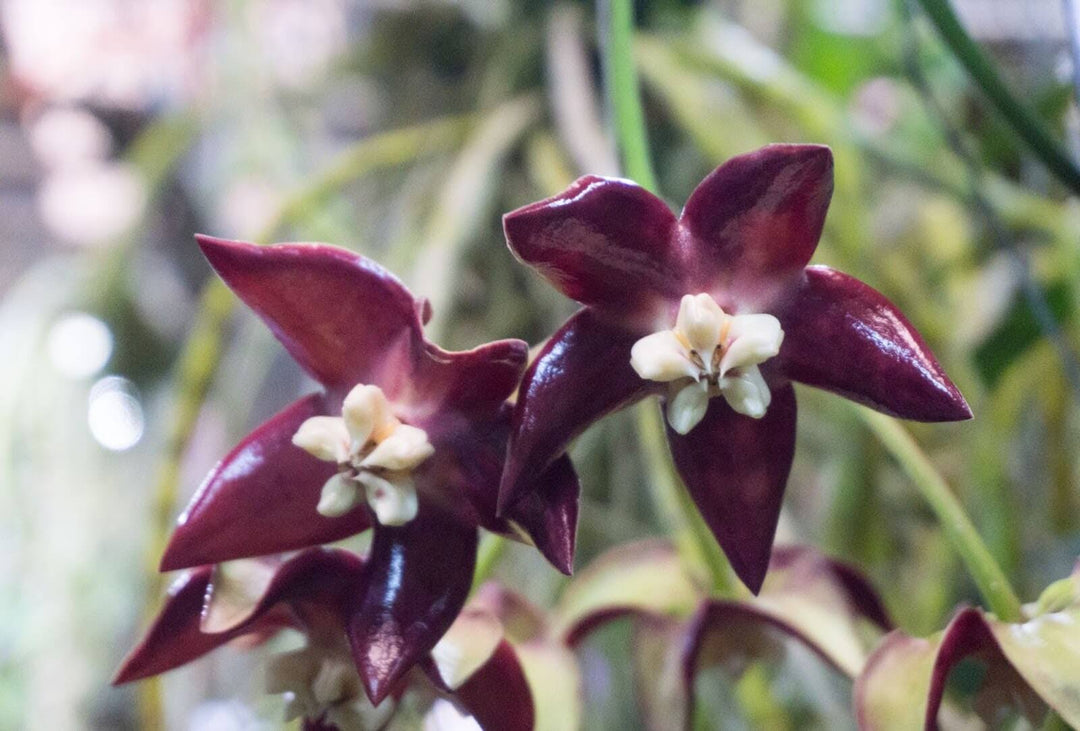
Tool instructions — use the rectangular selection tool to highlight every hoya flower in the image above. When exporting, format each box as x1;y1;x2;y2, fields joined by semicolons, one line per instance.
856;565;1080;729
158;236;579;702
500;144;970;593
113;549;533;731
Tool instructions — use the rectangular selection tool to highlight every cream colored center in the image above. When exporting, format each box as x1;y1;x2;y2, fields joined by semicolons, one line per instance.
630;293;784;434
292;383;433;525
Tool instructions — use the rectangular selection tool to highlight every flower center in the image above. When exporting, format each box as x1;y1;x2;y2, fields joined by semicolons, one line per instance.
629;293;784;434
266;644;395;730
292;383;434;526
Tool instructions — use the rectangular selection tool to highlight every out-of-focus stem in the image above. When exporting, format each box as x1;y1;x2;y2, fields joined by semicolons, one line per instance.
914;0;1080;196
600;0;658;192
855;407;1023;622
471;533;508;594
636;403;734;595
601;0;735;595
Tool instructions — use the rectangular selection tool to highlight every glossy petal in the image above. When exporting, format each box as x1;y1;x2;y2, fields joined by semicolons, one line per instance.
113;568;225;684
203;548;366;635
405;339;528;425
499;453;580;575
500;309;651;513
503;175;682;312
680;144;833;293
197;235;423;396
116;549;367;685
779;266;971;421
161;395;371;571
453;640;535;731
348;504;477;704
665;384;797;594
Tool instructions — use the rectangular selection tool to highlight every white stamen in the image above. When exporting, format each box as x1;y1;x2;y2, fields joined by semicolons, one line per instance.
292;416;350;462
630;293;784;431
317;473;362;517
357;472;418;526
675;293;726;364
342;384;396;451
360;424;435;472
668;381;710;435
630;330;697;382
293;383;433;526
719;366;771;418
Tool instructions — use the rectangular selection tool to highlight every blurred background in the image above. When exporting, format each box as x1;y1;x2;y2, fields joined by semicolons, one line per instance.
1;0;1079;728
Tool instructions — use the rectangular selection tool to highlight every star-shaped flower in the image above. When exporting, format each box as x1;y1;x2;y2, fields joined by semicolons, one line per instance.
113;549;539;731
498;144;970;593
158;236;579;703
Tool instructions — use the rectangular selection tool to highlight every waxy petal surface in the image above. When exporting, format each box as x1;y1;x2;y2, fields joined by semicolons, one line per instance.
453;640;535;731
117;549;367;685
500;309;650;513
779;266;971;421
406;339;528;425
204;549;366;634
681;144;833;293
504;175;682;311
665;384;797;594
161;395;371;571
197;235;423;397
348;504;478;705
113;568;229;684
499;453;579;575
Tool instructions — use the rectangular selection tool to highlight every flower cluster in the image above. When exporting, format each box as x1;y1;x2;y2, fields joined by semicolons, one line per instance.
117;144;972;728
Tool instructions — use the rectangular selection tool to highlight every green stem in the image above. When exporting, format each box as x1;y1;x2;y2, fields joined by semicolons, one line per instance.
601;0;733;595
636;404;734;595
601;0;658;192
471;533;508;594
855;407;1023;621
914;0;1080;196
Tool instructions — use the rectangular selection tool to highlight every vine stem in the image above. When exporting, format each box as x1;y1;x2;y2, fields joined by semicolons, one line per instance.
914;0;1080;196
600;0;734;595
600;0;658;193
855;407;1023;622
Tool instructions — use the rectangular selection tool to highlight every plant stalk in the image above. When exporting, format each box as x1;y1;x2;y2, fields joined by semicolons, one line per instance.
855;407;1023;621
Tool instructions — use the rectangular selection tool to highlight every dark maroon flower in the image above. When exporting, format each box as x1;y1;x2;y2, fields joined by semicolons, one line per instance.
114;548;536;731
499;144;970;593
158;236;579;702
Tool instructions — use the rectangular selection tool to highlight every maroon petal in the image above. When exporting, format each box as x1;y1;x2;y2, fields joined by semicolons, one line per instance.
348;504;477;705
665;384;797;594
501;454;579;575
778;266;971;422
113;568;290;684
503;176;682;313
453;640;535;731
113;569;219;683
205;548;366;634
406;339;528;425
680;144;833;293
196;235;423;396
499;309;651;514
161;394;371;571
